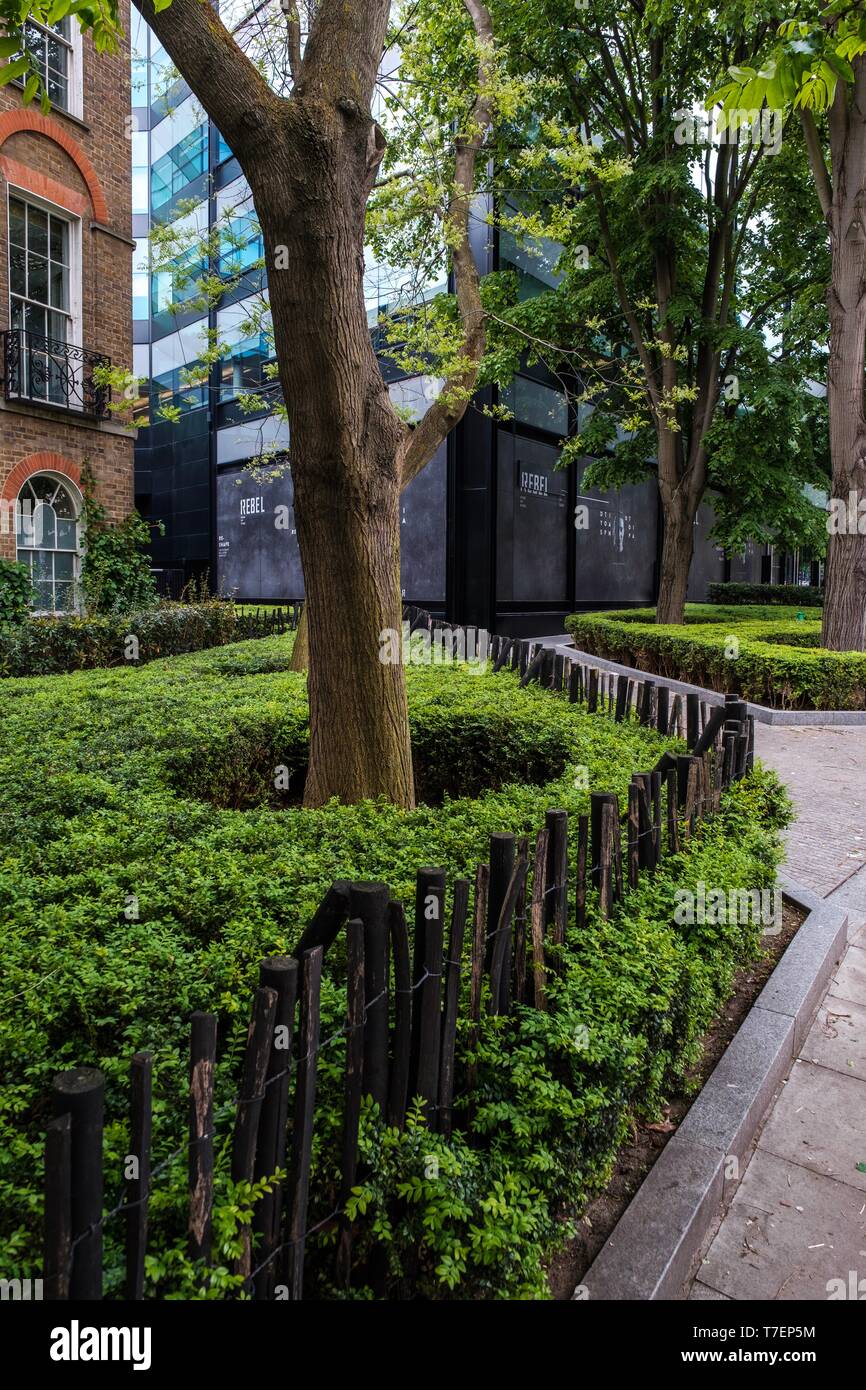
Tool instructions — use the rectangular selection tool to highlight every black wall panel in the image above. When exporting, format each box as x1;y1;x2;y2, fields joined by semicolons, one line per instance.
573;459;658;606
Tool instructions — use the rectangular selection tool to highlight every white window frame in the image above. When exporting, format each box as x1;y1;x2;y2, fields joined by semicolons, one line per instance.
16;470;84;616
12;17;83;120
7;183;83;350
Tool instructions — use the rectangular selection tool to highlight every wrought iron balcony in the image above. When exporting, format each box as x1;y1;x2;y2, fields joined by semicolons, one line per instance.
2;329;111;419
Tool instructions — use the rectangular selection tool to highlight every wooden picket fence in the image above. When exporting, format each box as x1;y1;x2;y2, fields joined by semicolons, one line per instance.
234;603;303;640
42;610;754;1301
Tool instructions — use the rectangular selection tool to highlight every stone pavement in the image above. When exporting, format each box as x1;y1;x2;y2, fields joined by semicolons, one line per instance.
688;724;866;1301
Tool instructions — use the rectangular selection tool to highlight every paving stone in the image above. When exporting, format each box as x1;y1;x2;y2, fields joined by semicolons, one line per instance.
582;1139;724;1301
688;1281;732;1300
831;944;866;1005
801;992;866;1083
696;1149;866;1301
758;1059;866;1192
676;1007;793;1163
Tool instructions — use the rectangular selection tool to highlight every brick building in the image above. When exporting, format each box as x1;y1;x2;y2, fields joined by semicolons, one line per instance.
0;9;133;612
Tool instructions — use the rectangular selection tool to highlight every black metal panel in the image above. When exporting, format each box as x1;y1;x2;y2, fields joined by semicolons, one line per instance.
496;429;569;604
399;442;447;604
686;501;726;600
573;460;658;606
216;465;303;601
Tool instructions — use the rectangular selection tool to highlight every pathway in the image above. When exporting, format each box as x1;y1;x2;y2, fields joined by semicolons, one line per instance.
688;724;866;1301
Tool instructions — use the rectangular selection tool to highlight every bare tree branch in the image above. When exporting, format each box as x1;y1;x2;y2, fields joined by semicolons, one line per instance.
800;108;833;221
281;0;303;82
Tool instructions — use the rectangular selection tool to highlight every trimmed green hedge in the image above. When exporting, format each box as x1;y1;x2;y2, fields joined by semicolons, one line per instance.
566;605;865;709
0;636;790;1298
707;582;824;607
0;601;239;676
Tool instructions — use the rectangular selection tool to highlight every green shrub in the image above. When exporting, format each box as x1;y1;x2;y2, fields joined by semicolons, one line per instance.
0;600;239;676
0;636;790;1298
0;559;33;625
566;605;865;709
707;582;824;607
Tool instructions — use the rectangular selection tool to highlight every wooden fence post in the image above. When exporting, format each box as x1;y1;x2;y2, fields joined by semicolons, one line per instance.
439;878;470;1138
529;828;549;1010
544;808;568;946
336;919;365;1288
44;1112;72;1300
188;1012;217;1266
253;955;299;1299
52;1067;104;1300
575;813;589;930
282;945;323;1300
125;1051;153;1300
387;902;411;1130
410;868;445;1118
488;847;529;1015
233;985;279;1279
349;882;390;1116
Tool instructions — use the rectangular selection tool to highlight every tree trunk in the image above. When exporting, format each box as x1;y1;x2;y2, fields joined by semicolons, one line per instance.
656;498;696;624
289;605;309;671
655;428;698;625
254;102;415;809
822;202;866;650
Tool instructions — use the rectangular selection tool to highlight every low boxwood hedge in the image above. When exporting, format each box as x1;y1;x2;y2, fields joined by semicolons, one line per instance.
566;605;865;710
0;634;791;1298
0;601;239;677
707;582;824;607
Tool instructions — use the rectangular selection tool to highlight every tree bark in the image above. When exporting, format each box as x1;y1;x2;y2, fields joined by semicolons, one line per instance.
656;428;699;625
820;65;866;651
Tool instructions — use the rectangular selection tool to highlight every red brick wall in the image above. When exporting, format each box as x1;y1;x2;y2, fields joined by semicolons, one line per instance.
0;5;133;562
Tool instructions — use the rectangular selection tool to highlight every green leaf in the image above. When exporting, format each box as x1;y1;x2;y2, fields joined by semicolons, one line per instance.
0;56;31;86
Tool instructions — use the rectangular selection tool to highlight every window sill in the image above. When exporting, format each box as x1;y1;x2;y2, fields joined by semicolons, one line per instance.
9;81;89;133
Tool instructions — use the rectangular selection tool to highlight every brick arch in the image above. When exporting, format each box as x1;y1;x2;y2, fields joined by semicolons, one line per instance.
0;111;108;223
2;451;83;504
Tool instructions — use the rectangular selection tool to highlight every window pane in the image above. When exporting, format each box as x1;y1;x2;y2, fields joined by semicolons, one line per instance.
49;217;68;265
9;247;26;298
34;580;54;610
48;311;68;343
31;478;57;502
9;199;26;247
28;207;49;258
54;581;74;611
32;546;53;580
25;303;47;338
28;254;48;305
48;72;69;109
10;299;23;331
54;551;74;579
56;518;77;550
53;485;75;519
50;262;69;311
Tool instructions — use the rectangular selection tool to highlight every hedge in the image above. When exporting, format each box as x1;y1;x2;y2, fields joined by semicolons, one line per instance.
0;600;239;676
0;635;790;1298
707;582;824;607
566;606;866;709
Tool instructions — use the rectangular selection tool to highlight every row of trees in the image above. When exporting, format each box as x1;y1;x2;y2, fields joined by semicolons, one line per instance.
3;0;865;808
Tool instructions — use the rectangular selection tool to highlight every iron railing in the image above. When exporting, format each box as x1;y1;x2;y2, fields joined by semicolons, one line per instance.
3;328;110;418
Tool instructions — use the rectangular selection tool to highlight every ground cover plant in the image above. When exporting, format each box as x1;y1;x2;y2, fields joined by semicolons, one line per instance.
0;633;790;1298
566;605;865;710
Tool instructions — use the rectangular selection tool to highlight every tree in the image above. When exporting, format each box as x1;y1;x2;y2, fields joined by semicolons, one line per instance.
1;0;495;807
469;0;827;622
710;3;866;649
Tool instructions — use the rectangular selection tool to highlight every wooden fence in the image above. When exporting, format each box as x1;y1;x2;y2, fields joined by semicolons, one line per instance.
42;611;754;1301
234;604;303;640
